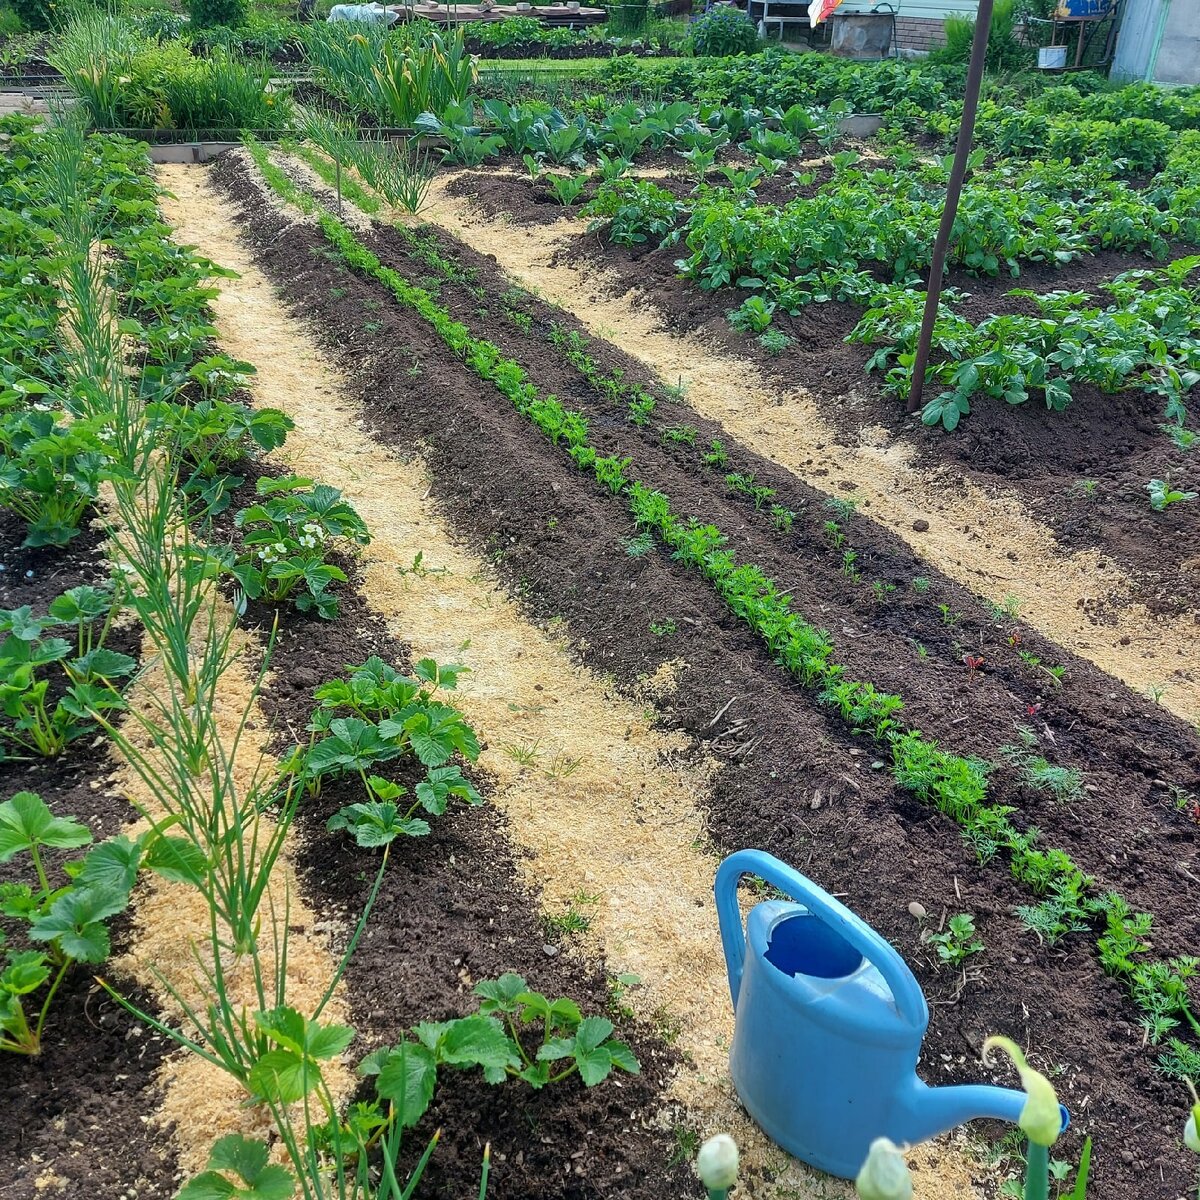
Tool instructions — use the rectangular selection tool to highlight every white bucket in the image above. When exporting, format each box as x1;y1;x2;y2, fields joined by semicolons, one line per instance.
1038;45;1068;69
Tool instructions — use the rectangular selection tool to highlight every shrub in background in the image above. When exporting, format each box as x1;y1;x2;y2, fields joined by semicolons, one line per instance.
8;0;55;31
938;0;1031;72
51;13;289;133
687;6;759;57
606;0;648;36
185;0;248;29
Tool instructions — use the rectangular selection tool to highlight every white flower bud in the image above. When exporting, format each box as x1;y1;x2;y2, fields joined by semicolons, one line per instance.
696;1134;739;1192
856;1138;912;1200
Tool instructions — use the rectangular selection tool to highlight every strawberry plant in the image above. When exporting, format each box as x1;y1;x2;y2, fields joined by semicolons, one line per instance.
177;1135;295;1200
0;605;134;758
0;792;191;1055
0;397;109;548
146;397;293;516
328;767;481;846
226;474;370;619
364;972;640;1100
47;583;119;659
304;656;482;838
302;976;636;1196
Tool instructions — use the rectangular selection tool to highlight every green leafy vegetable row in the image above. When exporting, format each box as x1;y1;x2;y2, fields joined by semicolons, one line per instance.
849;258;1200;437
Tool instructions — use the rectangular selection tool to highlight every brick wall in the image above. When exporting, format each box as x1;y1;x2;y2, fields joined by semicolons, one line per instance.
894;14;947;49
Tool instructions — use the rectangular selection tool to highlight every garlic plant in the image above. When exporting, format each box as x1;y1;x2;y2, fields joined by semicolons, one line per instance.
855;1137;912;1200
696;1134;739;1200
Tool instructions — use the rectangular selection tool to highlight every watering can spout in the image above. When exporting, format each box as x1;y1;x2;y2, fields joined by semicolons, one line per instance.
897;1080;1070;1147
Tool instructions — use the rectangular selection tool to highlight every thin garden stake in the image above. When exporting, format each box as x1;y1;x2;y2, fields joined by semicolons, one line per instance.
906;0;994;414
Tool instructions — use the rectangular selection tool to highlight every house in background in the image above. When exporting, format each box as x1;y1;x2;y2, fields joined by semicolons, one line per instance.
823;0;1199;84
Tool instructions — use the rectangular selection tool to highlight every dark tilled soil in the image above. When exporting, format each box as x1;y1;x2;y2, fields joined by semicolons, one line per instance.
453;169;1200;612
350;174;1200;921
212;151;1200;1200
0;516;178;1200
237;527;698;1199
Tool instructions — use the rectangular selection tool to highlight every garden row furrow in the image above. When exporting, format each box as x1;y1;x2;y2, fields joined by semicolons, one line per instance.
215;147;1197;1200
243;148;1200;1016
499;171;1200;623
276;147;1198;928
423;175;1200;725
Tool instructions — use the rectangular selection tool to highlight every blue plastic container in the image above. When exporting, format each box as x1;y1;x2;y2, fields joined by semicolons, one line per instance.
1055;0;1113;16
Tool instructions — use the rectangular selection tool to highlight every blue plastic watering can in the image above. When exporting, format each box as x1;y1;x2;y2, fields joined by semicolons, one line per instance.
715;850;1069;1179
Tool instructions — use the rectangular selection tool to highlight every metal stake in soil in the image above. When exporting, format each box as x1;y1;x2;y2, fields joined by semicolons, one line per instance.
906;0;994;415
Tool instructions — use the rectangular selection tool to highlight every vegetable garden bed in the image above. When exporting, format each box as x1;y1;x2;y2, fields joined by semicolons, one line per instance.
6;22;1200;1200
0;118;695;1200
197;145;1199;1200
438;163;1200;624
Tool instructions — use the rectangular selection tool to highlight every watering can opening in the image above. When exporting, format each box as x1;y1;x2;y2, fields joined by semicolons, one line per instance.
764;912;865;980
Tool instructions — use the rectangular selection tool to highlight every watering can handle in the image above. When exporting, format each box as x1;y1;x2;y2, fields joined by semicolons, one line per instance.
715;849;927;1028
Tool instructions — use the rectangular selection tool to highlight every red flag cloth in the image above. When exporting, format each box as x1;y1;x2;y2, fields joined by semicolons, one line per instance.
808;0;843;24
